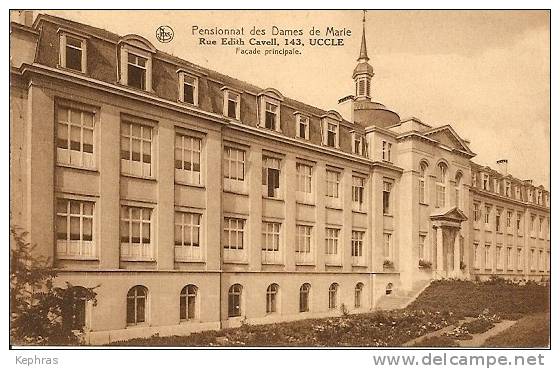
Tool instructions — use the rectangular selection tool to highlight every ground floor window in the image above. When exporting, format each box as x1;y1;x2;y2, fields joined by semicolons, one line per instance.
354;283;363;308
228;284;242;317
127;285;148;325
266;284;279;314
179;285;197;321
328;283;338;309
299;283;310;312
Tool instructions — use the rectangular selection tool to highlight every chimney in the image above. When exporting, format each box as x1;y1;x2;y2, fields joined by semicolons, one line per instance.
11;10;34;27
496;159;508;175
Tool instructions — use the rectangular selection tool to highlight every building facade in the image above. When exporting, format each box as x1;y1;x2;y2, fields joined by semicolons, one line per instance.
9;13;550;344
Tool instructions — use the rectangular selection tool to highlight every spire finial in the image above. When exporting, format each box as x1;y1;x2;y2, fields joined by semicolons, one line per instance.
358;10;369;62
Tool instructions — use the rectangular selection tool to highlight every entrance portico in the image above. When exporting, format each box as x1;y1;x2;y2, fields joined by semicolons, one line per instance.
430;207;468;279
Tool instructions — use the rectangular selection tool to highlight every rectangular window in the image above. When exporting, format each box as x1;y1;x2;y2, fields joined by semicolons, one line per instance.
225;91;240;120
495;209;501;232
262;222;281;264
174;212;202;261
297;115;309;140
353;134;363;155
517;248;524;270
351;230;365;265
325;228;340;265
484;205;491;225
539;250;544;271
484;244;491;269
473;203;481;222
473;243;480;269
121;122;153;178
182;74;198;105
382;141;392;162
223;147;246;193
530;215;536;234
505;181;511;197
296;163;313;203
56;198;95;259
295;225;313;264
482;173;489;190
506;247;513;270
223;217;245;262
496;246;502;269
63;35;85;72
265;102;278;130
326;122;338;147
517;212;523;232
56;106;95;168
175;134;201;185
326;169;342;209
383;181;392;215
539;217;544;238
383;233;392;260
506;210;513;229
352;176;365;211
120;206;152;261
530;249;536;271
262;156;281;198
419;234;426;261
127;53;147;90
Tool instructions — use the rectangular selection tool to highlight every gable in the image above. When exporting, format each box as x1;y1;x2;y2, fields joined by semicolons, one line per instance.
423;125;473;155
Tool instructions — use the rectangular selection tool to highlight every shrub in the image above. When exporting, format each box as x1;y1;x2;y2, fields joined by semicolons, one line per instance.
10;227;97;345
413;335;460;347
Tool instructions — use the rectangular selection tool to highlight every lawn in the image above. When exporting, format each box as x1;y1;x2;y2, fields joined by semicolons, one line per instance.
484;313;550;348
110;278;550;347
111;310;457;346
407;278;549;319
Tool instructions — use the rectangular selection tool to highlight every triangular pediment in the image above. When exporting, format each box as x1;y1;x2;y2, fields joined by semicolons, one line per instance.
423;125;474;156
430;206;468;222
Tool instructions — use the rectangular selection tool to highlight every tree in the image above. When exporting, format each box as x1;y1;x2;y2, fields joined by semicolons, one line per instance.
10;227;97;345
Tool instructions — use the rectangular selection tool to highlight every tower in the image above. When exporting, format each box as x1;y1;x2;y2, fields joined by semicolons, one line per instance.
353;11;374;101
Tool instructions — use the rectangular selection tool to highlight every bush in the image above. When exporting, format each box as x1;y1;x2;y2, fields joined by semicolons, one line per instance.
418;259;432;269
10;227;97;345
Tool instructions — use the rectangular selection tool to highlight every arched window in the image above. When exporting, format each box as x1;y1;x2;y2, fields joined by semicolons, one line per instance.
266;283;279;314
455;171;463;208
228;284;242;317
328;283;338;309
127;285;148;325
299;283;311;312
63;286;88;330
385;283;393;295
436;162;447;208
354;283;364;308
419;161;428;204
180;284;197;321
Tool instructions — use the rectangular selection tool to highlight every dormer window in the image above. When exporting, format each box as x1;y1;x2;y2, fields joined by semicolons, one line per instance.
59;32;87;73
222;88;240;120
179;72;199;106
382;141;392;162
482;173;489;191
118;35;156;92
127;53;147;90
265;102;279;130
295;113;309;140
258;88;283;132
326;123;338;147
505;181;511;197
352;132;364;155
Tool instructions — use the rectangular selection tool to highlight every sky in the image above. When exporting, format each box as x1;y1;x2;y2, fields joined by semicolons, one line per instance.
42;10;550;188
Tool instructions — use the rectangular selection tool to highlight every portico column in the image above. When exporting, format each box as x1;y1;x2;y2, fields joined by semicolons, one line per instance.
436;226;444;274
453;232;461;274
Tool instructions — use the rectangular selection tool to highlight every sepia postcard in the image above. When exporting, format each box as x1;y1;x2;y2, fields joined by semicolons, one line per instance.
8;7;551;361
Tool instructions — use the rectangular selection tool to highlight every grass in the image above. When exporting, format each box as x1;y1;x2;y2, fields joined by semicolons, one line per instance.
408;278;549;319
484;313;550;348
111;309;458;347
